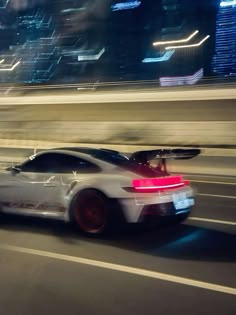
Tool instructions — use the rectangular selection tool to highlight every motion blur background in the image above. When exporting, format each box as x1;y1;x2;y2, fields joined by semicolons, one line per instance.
0;0;235;86
0;0;235;175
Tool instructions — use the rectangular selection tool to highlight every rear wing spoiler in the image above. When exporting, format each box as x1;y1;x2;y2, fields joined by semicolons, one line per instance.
129;148;201;173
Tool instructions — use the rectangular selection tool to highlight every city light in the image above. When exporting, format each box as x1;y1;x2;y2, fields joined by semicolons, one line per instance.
111;1;141;11
165;35;210;50
142;50;175;63
0;0;9;9
0;61;21;71
78;48;105;61
160;68;204;87
153;30;199;46
61;8;85;13
220;0;236;7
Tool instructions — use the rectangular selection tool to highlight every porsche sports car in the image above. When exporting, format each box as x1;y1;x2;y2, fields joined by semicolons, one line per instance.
0;147;200;234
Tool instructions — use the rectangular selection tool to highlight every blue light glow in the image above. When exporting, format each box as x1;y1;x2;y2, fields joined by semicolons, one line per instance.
111;1;141;11
0;0;9;9
78;48;105;61
212;1;236;75
220;0;236;7
142;50;175;63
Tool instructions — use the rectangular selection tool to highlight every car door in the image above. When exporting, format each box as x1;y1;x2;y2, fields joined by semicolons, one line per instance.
0;153;64;214
0;151;101;216
39;152;102;210
17;152;70;214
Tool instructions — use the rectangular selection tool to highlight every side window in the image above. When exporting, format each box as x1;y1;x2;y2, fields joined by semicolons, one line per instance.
21;153;101;173
20;153;56;173
57;155;101;173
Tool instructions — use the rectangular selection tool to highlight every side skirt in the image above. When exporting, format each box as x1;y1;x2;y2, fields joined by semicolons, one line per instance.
1;207;66;221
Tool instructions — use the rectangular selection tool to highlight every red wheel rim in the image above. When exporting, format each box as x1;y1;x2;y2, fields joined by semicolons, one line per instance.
75;196;107;234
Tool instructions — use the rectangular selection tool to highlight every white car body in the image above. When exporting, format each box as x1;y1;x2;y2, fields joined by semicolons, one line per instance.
0;148;197;233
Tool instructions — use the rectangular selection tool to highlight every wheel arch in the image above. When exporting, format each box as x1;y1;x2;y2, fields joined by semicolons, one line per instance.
68;187;125;225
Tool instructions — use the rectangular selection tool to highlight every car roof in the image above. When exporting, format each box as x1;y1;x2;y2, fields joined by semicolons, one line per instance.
52;147;125;156
32;147;167;178
34;147;128;169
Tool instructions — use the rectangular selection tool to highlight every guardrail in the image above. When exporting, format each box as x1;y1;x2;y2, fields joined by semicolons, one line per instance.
0;77;235;96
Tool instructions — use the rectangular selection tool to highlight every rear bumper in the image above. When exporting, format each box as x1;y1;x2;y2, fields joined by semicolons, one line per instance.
119;186;195;223
139;201;192;223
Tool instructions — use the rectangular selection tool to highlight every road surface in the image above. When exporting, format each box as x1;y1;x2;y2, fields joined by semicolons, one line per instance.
0;175;235;315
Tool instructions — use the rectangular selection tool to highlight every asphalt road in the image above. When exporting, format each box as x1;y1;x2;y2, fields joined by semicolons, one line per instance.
0;175;235;315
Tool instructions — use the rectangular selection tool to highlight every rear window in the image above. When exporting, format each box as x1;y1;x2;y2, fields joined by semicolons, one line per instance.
91;152;167;177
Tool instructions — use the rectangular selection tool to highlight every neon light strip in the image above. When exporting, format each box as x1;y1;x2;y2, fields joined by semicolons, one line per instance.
165;35;210;50
142;50;175;63
78;48;105;61
0;61;21;71
220;0;236;7
153;30;199;46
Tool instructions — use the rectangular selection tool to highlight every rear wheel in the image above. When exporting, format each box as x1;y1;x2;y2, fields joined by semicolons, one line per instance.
71;190;111;235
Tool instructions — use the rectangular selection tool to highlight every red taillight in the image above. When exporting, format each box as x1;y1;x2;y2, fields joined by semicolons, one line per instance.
132;175;189;192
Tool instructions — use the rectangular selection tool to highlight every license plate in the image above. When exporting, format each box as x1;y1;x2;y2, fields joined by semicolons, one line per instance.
173;192;194;210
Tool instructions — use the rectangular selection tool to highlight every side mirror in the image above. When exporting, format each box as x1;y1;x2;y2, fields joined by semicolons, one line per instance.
6;166;21;175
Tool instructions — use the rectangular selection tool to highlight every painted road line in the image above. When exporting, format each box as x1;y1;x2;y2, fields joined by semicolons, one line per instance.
197;193;236;199
0;244;236;296
189;217;236;226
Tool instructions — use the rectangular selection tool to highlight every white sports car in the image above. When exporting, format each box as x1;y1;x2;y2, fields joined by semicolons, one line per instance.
0;147;200;234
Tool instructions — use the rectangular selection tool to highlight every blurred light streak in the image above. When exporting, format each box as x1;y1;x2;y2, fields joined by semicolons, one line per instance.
142;50;175;63
153;30;199;46
220;0;236;7
160;68;204;87
111;1;141;11
0;59;5;64
78;48;105;61
0;61;21;71
165;36;210;50
61;8;85;13
0;0;9;9
40;31;56;40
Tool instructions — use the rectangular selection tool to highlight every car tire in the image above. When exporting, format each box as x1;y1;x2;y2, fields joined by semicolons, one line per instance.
71;189;123;235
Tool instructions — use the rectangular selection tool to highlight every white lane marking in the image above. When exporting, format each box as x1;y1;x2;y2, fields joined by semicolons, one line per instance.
191;180;236;185
197;193;236;199
189;217;236;226
0;245;236;296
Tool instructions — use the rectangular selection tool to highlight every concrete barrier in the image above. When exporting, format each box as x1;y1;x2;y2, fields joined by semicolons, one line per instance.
0;87;235;150
0;121;235;146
